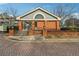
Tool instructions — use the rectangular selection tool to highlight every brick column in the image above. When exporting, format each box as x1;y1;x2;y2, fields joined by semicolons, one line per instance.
18;20;23;32
43;21;47;37
8;27;14;36
56;20;60;30
32;20;35;30
28;20;35;35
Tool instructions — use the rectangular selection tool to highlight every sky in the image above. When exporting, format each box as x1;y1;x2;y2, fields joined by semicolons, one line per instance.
0;3;79;16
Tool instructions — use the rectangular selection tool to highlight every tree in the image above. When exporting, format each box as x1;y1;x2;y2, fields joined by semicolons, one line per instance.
0;9;10;24
7;7;17;20
65;17;79;31
0;7;18;26
6;7;18;26
53;4;76;27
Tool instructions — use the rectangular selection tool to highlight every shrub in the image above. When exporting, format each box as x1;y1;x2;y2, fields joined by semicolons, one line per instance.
14;26;18;32
61;27;70;31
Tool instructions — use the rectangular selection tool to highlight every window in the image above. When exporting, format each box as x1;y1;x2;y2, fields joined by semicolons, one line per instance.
35;14;44;19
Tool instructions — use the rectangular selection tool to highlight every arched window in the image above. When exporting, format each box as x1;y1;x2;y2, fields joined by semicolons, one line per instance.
35;14;44;19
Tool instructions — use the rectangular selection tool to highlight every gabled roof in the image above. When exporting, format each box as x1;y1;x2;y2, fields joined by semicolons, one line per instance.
17;7;61;20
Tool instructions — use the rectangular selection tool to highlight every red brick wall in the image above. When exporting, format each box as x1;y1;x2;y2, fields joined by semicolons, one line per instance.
18;20;60;32
45;21;56;30
48;31;79;37
37;20;60;30
37;21;44;29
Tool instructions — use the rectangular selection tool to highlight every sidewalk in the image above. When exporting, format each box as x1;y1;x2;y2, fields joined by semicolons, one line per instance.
3;35;79;42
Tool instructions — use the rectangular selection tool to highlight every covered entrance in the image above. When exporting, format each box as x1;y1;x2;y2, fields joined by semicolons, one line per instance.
34;13;45;30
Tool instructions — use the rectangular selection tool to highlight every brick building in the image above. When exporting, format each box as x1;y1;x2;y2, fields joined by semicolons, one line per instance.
17;7;61;35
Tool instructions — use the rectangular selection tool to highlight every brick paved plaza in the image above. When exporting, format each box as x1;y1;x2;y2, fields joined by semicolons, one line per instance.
0;36;79;56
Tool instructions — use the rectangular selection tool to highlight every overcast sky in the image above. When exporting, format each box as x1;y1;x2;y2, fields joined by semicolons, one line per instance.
0;3;79;16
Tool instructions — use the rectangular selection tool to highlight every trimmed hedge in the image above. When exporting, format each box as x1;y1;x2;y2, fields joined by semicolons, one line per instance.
61;27;79;32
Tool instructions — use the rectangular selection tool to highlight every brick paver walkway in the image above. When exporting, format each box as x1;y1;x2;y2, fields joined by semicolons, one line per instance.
0;36;79;56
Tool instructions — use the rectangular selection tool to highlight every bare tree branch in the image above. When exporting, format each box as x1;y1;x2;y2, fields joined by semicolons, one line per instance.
7;7;18;20
53;4;76;19
52;4;77;27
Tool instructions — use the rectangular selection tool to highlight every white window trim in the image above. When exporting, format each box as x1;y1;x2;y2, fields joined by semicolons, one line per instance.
33;13;45;19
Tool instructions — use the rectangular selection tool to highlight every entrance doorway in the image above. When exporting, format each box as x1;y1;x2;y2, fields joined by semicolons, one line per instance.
34;14;44;29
